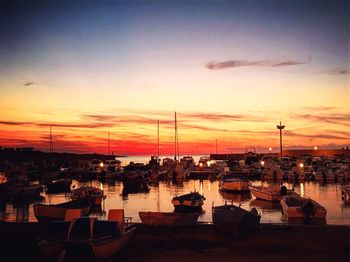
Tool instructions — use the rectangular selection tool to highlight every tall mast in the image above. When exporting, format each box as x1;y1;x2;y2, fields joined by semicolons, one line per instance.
157;120;160;161
49;125;53;153
216;139;218;154
174;112;179;161
174;112;177;160
108;132;110;157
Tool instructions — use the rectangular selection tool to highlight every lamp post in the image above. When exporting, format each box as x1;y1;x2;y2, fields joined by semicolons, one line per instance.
276;121;285;161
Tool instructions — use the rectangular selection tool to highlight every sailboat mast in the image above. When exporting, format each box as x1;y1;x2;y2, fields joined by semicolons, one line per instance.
108;132;110;157
49;125;53;153
157;120;160;161
174;112;177;160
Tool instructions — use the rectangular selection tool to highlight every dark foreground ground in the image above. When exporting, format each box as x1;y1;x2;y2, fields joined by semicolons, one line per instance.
1;222;350;261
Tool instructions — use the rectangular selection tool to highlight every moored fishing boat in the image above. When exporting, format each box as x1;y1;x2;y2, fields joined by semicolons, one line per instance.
220;175;250;192
264;164;284;181
139;211;199;227
122;171;148;191
45;178;72;194
171;192;205;212
212;202;260;236
71;186;106;206
280;194;327;223
38;209;135;259
33;199;91;222
249;185;294;202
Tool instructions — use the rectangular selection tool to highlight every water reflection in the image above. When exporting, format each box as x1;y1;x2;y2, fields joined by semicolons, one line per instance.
219;191;252;203
249;199;280;210
0;179;350;224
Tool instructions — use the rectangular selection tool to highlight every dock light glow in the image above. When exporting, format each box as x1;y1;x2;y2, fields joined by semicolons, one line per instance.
314;146;318;150
299;163;304;168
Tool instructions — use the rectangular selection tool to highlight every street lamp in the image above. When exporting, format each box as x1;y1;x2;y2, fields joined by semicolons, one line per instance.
276;121;285;161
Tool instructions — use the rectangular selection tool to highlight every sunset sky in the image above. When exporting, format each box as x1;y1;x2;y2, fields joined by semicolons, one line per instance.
1;0;349;155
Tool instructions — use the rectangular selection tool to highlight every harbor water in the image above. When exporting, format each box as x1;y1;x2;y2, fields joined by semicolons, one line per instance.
0;156;349;224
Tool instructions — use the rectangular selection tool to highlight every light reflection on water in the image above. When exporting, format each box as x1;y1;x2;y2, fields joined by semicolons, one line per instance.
1;179;350;224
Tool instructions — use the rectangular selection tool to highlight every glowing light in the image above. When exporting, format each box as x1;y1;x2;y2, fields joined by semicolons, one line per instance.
207;161;211;167
269;147;272;152
199;162;203;167
299;163;304;168
260;160;265;166
314;146;318;150
300;182;305;197
99;162;104;167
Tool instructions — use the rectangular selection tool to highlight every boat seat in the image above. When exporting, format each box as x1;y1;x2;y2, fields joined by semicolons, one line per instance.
68;217;94;240
47;221;70;240
65;209;82;221
93;220;120;238
108;209;124;233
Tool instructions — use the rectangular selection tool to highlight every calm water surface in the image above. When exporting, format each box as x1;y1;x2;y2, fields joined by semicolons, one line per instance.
1;155;349;224
1;179;349;225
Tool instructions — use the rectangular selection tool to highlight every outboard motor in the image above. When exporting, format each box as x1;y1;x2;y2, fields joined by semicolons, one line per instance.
302;199;315;222
280;186;287;196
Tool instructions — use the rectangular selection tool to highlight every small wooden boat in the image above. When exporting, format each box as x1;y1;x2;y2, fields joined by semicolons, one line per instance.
171;192;205;212
139;211;199;227
341;185;350;203
220;191;251;202
188;170;220;180
280;194;327;222
220;175;250;192
45;178;72;194
1;183;43;199
33;199;90;222
38;209;135;259
71;186;106;206
122;171;148;191
264;165;284;181
212;202;261;236
249;185;294;202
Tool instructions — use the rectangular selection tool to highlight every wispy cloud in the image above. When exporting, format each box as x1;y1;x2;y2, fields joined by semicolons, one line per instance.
206;56;311;70
293;113;350;126
24;81;35;86
284;130;350;140
317;68;349;75
0;120;114;129
179;112;267;122
303;106;338;111
0;121;29;126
